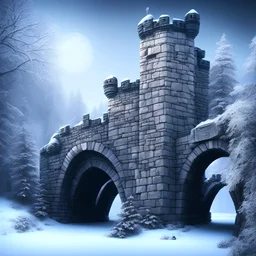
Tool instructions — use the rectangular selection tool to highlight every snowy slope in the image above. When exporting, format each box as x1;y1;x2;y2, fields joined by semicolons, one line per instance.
0;197;235;256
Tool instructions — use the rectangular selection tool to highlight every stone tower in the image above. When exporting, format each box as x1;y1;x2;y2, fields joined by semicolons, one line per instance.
40;9;210;225
136;9;209;222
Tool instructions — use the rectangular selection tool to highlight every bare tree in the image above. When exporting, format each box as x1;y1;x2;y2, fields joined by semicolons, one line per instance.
0;0;51;78
0;0;56;196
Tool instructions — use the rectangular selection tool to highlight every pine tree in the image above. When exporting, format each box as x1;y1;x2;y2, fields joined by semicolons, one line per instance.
219;37;256;256
140;209;164;229
11;124;39;203
209;34;237;118
33;182;49;218
244;35;256;82
108;196;142;238
0;81;22;195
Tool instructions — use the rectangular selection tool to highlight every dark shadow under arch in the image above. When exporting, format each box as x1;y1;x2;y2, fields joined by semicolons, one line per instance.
58;150;123;223
203;182;226;213
184;148;230;224
71;167;118;222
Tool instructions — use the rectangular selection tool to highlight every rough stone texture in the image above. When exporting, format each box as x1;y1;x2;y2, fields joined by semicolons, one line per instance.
40;10;243;234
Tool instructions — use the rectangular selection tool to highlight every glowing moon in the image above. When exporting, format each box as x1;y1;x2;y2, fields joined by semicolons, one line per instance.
57;33;93;73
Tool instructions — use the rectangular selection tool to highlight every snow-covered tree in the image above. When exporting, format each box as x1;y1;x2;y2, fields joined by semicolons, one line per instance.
0;0;67;151
244;35;256;82
218;83;256;255
209;34;237;118
11;125;39;203
33;182;49;218
0;80;22;195
140;208;163;229
108;196;142;238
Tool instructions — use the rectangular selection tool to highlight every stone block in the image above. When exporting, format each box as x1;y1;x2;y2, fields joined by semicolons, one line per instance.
136;186;146;193
144;199;156;207
148;191;162;199
147;184;156;191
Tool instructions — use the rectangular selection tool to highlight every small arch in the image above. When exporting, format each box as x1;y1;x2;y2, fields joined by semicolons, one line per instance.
179;139;228;183
178;139;231;224
54;143;125;223
203;181;226;213
56;142;123;201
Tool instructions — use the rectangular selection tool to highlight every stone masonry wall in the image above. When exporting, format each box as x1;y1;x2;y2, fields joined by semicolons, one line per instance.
175;135;192;220
106;85;140;199
40;83;140;217
194;49;210;124
138;28;196;222
40;117;109;216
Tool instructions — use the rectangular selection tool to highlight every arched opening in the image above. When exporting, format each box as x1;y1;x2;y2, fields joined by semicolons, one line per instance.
71;167;118;222
183;148;233;224
58;150;124;223
205;157;236;221
109;195;122;221
210;187;236;222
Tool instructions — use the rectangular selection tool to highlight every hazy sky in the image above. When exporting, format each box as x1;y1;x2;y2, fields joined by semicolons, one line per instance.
33;0;256;115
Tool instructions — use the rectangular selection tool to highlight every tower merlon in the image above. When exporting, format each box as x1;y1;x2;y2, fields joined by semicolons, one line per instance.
138;9;200;40
184;9;200;39
194;47;210;70
103;75;118;99
104;76;140;99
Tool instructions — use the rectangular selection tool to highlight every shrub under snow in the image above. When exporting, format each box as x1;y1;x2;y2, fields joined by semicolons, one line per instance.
108;196;142;238
13;216;36;233
140;209;164;229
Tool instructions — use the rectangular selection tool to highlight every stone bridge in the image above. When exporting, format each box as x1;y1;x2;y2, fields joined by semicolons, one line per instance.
40;9;243;233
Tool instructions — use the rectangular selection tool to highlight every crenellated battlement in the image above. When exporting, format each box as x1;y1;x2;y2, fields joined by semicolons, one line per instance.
104;77;140;99
40;112;110;156
195;47;210;70
138;9;200;40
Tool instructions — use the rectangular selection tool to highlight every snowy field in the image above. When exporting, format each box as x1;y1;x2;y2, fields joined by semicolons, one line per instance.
0;197;235;256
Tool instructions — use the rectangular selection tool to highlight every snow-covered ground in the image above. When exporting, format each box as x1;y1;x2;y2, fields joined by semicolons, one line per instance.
0;197;235;256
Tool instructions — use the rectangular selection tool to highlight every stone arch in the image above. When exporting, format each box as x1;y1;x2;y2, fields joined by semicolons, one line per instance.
203;181;226;213
60;142;123;179
54;142;125;223
178;139;235;224
179;139;229;183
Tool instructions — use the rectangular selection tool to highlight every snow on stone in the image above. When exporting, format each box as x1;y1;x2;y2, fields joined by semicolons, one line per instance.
105;75;115;80
185;9;199;16
121;78;130;82
159;14;169;18
48;137;59;145
138;14;154;25
50;133;59;139
74;121;83;127
59;124;69;130
173;18;184;21
195;118;216;128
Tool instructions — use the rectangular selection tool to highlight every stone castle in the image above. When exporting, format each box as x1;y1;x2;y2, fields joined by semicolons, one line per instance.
40;9;243;232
